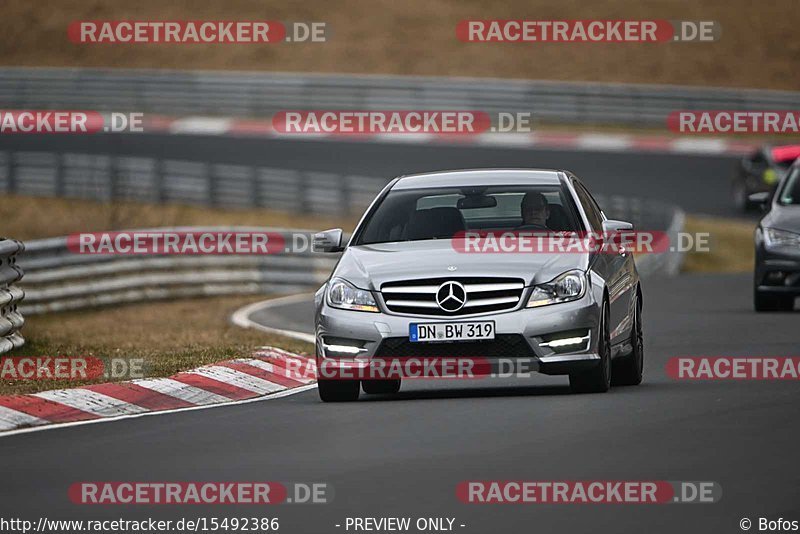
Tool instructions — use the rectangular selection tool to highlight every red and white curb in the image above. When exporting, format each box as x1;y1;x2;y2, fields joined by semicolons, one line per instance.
142;115;757;156
0;347;317;435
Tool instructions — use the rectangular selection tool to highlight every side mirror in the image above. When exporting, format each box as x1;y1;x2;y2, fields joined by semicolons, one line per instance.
748;192;771;211
313;228;344;253
602;219;634;234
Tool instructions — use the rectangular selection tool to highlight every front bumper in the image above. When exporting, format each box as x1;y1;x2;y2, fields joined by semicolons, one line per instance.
315;290;602;377
756;246;800;296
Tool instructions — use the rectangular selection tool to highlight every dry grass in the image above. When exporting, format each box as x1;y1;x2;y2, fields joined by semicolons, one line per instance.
0;0;797;90
682;215;755;273
1;295;313;395
0;194;358;241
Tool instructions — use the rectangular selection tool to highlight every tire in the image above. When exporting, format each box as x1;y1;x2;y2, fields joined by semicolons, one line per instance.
362;379;401;395
318;379;360;402
612;292;644;386
754;290;795;312
570;301;611;393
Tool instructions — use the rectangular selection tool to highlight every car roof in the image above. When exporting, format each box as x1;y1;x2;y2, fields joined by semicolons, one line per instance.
391;169;565;190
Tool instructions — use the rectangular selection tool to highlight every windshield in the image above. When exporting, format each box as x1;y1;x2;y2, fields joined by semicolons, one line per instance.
354;184;581;245
777;168;800;205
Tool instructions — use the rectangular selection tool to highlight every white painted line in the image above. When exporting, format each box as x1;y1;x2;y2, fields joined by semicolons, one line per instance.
34;389;148;418
670;138;728;154
230;293;316;344
477;132;536;147
576;134;633;151
0;405;49;431
133;377;231;405
0;383;318;439
169;117;234;135
373;133;435;144
189;366;287;395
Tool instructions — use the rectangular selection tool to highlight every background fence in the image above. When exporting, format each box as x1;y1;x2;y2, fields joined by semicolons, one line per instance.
1;67;799;127
0;238;25;354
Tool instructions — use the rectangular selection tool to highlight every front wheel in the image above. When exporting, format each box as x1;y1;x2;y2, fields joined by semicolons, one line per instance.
754;290;795;312
612;292;644;386
318;379;360;402
570;302;611;393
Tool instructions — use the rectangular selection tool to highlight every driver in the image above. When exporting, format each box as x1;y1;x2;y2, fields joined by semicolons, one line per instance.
519;192;550;228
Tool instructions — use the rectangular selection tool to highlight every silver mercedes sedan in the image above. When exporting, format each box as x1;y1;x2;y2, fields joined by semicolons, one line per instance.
312;169;643;401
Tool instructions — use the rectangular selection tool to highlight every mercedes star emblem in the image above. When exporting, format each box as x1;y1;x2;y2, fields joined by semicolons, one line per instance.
436;281;467;312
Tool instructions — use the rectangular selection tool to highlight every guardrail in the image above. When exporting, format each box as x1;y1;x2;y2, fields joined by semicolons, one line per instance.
17;198;684;315
2;67;799;127
0;151;385;216
0;238;25;353
17;228;337;315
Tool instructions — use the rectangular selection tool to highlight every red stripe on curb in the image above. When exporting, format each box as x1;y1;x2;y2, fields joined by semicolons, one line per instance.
255;354;317;377
228;119;274;135
217;361;308;388
82;382;195;411
171;372;259;401
629;136;674;151
0;395;98;423
252;357;317;382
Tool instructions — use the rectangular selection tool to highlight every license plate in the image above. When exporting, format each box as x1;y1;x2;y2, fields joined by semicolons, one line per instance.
409;321;495;342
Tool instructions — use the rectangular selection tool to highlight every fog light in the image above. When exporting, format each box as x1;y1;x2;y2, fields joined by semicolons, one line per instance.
323;344;367;355
541;336;588;348
765;271;786;285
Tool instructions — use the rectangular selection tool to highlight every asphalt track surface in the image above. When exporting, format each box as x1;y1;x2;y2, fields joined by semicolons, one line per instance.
2;135;796;533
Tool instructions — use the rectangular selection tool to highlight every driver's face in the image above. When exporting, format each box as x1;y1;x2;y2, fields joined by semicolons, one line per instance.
523;201;549;224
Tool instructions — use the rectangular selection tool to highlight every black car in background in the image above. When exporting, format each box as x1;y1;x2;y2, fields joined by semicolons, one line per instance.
733;145;800;212
752;159;800;311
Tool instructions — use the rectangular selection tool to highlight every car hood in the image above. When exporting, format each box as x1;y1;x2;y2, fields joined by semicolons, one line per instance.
332;240;590;290
763;204;800;233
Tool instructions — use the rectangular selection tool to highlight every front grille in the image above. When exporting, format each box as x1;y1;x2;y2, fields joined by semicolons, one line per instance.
381;277;525;316
374;334;535;359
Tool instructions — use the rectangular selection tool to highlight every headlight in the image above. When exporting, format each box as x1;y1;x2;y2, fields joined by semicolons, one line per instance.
764;228;800;248
326;278;379;312
526;270;587;308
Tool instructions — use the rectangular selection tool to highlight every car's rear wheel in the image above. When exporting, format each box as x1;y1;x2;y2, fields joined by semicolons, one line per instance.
318;379;360;402
570;301;611;393
612;292;644;386
754;289;795;312
362;379;401;394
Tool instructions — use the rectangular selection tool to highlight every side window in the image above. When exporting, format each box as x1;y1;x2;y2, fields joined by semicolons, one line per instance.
573;182;603;233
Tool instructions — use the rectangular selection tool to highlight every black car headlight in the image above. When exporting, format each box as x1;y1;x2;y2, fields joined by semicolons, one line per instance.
526;270;587;308
764;228;800;249
326;278;379;312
